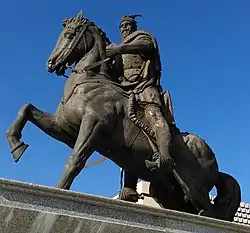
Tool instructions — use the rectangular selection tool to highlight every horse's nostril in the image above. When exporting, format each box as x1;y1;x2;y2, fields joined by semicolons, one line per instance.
47;59;54;70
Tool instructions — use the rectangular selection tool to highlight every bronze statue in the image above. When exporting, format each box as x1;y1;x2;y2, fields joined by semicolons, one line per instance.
5;11;241;222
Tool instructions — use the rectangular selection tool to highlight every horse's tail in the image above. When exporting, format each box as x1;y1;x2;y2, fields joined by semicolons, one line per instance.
213;172;241;221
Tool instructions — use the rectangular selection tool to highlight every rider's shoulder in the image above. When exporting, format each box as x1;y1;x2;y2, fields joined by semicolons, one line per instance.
131;30;155;43
134;30;154;38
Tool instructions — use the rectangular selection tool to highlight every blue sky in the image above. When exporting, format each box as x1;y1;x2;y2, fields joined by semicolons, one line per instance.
0;0;250;202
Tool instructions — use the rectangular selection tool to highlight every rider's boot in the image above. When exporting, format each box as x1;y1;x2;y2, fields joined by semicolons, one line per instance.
145;150;175;173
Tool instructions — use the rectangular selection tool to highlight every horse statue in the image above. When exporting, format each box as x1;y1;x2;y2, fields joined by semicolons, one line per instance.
6;11;241;221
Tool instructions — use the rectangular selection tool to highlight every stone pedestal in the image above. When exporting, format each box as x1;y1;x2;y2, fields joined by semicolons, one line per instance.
0;179;248;233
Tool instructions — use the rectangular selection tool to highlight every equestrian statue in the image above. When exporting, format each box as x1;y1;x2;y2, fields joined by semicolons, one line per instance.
5;11;241;221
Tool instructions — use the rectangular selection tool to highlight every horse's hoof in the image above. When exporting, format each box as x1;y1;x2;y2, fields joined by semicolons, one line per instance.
198;209;215;218
118;187;140;202
11;141;29;163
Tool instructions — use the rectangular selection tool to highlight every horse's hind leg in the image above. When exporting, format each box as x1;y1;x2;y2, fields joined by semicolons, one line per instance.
149;181;185;211
56;114;100;190
6;103;74;162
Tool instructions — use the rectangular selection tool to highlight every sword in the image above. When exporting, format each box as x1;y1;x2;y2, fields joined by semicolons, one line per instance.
84;57;112;71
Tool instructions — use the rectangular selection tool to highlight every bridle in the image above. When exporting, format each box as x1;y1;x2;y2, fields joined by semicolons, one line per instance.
62;19;92;78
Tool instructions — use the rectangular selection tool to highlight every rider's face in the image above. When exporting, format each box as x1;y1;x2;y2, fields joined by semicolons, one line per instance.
120;21;135;40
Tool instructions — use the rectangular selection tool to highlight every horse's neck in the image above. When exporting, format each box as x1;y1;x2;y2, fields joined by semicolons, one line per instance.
63;44;100;104
73;44;99;74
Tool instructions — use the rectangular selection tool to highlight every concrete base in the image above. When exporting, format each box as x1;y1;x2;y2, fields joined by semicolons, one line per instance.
0;179;249;233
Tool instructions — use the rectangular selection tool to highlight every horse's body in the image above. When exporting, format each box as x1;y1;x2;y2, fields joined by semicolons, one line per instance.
6;11;241;221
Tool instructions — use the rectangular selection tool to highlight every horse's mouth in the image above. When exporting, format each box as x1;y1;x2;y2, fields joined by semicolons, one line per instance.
55;64;67;76
47;59;67;76
47;47;77;76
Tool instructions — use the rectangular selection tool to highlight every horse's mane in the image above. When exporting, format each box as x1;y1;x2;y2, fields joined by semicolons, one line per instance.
63;16;111;46
95;25;111;46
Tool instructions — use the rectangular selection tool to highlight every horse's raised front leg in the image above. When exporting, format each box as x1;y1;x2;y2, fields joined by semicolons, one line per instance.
6;103;74;162
56;114;100;190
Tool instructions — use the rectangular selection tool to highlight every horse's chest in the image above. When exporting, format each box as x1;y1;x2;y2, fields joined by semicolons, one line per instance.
70;84;99;104
72;85;87;96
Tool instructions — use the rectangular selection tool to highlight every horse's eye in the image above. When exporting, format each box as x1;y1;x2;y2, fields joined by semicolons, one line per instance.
64;32;75;39
76;26;81;32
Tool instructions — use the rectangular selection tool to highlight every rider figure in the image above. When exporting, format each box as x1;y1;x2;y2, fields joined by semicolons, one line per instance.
106;15;175;172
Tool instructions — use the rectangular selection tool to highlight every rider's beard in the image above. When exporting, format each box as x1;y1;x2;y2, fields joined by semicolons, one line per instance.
121;30;131;41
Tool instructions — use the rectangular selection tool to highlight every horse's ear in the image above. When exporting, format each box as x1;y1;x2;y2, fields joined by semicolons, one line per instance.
62;18;69;27
76;10;83;21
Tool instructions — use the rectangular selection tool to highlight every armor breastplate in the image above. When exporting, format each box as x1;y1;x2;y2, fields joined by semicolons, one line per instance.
122;54;144;82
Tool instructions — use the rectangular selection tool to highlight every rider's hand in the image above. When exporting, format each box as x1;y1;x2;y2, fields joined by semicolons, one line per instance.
160;153;175;169
106;45;121;57
106;43;117;49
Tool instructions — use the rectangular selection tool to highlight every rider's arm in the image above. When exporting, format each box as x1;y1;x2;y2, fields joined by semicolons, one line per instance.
106;36;154;57
118;37;154;54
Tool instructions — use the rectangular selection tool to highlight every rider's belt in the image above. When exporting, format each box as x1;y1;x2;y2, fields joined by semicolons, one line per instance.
124;69;142;82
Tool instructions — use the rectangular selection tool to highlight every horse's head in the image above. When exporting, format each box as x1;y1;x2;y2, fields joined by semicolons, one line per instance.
47;10;109;76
